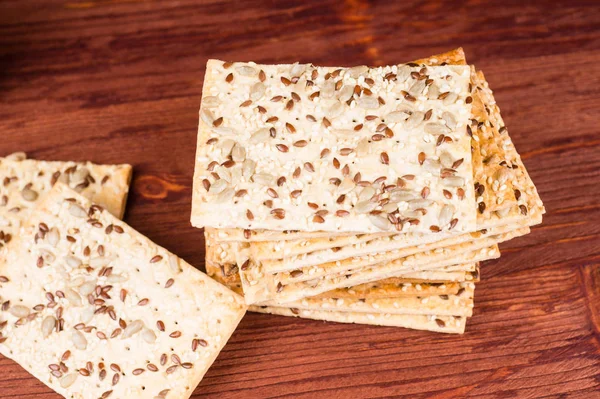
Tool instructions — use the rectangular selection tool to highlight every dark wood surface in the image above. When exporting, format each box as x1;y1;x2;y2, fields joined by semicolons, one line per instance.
1;0;599;397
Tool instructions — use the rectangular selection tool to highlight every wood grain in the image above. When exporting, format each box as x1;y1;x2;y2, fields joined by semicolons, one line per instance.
1;0;599;397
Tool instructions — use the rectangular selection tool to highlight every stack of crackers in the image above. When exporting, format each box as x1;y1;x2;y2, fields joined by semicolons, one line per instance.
192;48;545;334
0;153;247;398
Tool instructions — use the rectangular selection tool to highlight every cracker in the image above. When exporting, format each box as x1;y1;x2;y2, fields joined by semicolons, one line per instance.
249;307;466;334
191;60;478;234
205;260;468;299
272;282;475;317
205;259;471;333
237;229;518;304
205;226;371;243
208;50;544;252
205;260;476;293
209;260;475;324
204;233;479;290
199;48;471;243
470;68;545;222
259;222;522;273
238;225;523;305
0;153;132;253
313;281;462;300
0;183;247;399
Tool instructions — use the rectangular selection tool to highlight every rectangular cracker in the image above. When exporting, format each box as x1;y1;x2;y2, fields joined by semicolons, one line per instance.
0;183;247;399
250;306;466;334
206;259;477;294
205;259;469;298
0;152;132;252
258;222;522;273
206;262;474;333
239;230;516;305
207;51;544;246
191;59;478;234
205;234;480;292
263;282;474;317
207;263;474;333
236;227;519;304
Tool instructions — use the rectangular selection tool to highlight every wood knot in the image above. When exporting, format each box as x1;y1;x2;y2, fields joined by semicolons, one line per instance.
134;175;185;201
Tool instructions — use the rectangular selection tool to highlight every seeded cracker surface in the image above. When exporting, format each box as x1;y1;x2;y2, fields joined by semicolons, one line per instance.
0;153;132;253
0;183;246;399
192;61;477;233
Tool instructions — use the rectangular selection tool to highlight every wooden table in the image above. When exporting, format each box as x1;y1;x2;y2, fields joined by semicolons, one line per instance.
1;1;599;397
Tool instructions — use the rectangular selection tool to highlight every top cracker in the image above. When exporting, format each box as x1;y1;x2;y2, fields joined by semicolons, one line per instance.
192;60;476;233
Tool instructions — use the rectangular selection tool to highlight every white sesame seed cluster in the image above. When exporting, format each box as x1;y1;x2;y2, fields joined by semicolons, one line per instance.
0;183;246;399
192;60;477;233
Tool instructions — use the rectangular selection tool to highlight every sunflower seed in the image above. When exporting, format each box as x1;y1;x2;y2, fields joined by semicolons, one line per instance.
219;139;236;156
409;199;435;209
427;83;440;99
355;138;369;157
422;159;441;174
250;82;266;101
167;254;182;274
385;111;410;123
249;128;269;144
60;373;78;388
236;65;257;76
142;328;157;344
405;111;424;128
439;152;454;168
209;179;227;194
252;173;275;186
389;189;415;203
89;256;109;269
443;176;465;187
424;123;450;135
328;102;344;119
368;214;391;230
439;204;454;227
408;79;426;96
47;227;60;247
64;288;82;306
396;65;411;82
442;111;457;129
121;320;144;339
357;97;379;109
200;109;214;125
21;187;38;202
355;200;378;214
71;330;87;350
358;186;376;202
68;203;88;218
241;159;256;178
231;143;246;162
9;305;30;318
348;65;368;78
71;167;90;185
339;85;354;102
336;177;355;195
321;80;335;98
290;62;306;77
443;92;458;105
